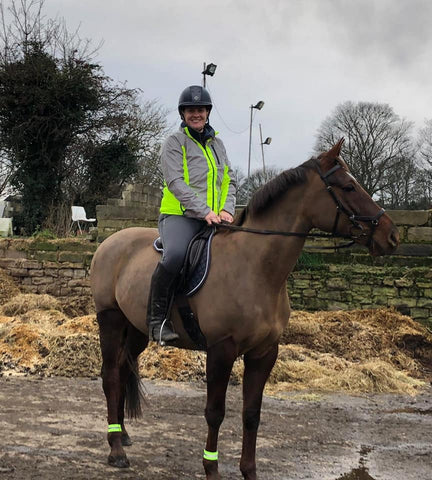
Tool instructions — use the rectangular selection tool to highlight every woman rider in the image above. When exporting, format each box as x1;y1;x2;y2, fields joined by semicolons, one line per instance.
147;85;237;343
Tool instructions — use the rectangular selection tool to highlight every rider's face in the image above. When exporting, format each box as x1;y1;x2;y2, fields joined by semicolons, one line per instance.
183;106;209;132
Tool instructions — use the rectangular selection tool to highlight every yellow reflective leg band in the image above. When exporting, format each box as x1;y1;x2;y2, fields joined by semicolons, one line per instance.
108;424;122;433
203;449;218;461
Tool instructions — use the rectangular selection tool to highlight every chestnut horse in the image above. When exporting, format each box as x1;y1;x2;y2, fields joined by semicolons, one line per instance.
90;139;399;479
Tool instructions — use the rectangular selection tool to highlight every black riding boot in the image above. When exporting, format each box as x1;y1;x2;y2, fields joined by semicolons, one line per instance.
147;263;179;343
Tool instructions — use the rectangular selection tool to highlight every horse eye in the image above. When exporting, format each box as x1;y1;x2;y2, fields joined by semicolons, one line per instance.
342;184;355;192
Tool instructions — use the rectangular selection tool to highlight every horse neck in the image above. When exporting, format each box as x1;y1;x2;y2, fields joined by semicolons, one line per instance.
240;185;311;284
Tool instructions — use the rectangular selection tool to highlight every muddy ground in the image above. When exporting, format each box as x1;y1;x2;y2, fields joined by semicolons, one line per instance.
0;376;431;480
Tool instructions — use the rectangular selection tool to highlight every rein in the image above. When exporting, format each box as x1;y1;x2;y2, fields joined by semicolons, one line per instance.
215;160;385;251
215;223;355;250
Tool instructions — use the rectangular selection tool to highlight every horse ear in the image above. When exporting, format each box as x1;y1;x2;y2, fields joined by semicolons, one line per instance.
327;138;345;158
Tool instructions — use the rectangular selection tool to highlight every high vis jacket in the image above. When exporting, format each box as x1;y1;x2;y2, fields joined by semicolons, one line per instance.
160;125;236;218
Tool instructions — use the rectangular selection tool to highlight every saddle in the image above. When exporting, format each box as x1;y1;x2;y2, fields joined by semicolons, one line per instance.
153;226;216;350
153;225;215;296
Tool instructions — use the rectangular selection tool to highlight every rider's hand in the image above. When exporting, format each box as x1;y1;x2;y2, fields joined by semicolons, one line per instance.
220;210;234;223
205;211;221;225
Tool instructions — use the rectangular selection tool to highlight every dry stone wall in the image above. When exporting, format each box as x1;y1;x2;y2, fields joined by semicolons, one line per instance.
287;264;432;328
0;238;96;297
288;209;432;328
96;183;160;241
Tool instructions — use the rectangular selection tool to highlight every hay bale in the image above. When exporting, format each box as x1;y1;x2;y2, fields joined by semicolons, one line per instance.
0;293;62;316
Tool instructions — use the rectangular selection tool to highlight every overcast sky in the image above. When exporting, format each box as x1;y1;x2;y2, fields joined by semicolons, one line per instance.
41;0;432;174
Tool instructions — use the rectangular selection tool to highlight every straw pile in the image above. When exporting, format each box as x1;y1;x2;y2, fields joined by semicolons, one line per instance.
0;293;101;377
0;268;430;394
137;307;431;395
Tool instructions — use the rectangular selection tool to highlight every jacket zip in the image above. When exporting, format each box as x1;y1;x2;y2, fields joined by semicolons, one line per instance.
211;145;221;165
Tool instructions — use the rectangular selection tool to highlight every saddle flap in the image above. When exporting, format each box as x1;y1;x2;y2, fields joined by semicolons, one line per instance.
183;226;214;279
153;225;216;297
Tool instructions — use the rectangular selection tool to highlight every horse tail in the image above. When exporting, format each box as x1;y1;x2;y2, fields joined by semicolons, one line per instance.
124;323;148;419
124;355;144;419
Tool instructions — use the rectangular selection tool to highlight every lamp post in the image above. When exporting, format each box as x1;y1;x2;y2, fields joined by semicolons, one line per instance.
202;62;217;87
247;100;265;201
259;123;272;174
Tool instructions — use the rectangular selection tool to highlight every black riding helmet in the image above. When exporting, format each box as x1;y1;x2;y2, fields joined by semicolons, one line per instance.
178;85;212;118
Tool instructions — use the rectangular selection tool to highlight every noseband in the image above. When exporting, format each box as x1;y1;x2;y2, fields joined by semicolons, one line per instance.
316;161;385;247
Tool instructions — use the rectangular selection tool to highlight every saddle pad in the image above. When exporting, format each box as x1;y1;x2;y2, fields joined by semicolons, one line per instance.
153;229;214;296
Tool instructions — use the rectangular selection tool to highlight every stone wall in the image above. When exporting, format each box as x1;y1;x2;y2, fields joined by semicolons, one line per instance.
289;210;432;328
299;209;432;258
0;238;96;297
287;264;431;328
96;184;161;241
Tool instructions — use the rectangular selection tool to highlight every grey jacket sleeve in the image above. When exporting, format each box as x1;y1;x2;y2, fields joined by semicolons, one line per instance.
160;135;210;218
218;140;237;216
218;139;237;216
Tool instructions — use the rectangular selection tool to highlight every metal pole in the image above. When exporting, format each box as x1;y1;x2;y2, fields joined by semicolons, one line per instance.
247;105;253;201
259;123;266;174
203;62;206;87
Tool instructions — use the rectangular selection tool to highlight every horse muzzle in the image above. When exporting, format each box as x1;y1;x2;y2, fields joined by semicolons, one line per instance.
369;223;400;256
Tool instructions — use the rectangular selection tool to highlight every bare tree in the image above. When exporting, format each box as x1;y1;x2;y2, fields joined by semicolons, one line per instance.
378;152;417;208
0;0;100;63
418;118;432;168
237;166;282;205
411;168;432;209
315;101;414;197
408;118;432;209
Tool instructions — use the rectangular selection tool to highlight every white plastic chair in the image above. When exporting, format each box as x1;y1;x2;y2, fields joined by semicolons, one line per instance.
0;218;12;237
71;206;96;234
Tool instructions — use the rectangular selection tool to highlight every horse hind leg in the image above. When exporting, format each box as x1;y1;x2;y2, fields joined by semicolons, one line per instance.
119;322;148;447
203;337;238;480
240;344;278;480
98;308;147;468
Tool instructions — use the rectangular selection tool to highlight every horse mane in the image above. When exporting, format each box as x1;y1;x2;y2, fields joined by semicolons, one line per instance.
235;157;317;226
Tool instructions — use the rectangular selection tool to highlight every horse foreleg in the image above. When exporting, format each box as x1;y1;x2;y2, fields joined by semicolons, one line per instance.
98;308;132;468
203;337;238;480
240;344;278;480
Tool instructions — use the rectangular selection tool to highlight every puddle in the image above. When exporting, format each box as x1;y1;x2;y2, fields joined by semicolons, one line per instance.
335;445;376;480
335;467;376;480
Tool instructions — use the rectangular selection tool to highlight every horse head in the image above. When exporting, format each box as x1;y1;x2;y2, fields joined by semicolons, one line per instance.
309;138;399;256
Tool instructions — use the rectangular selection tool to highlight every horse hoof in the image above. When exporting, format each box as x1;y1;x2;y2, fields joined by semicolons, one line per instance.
121;433;132;446
108;455;130;468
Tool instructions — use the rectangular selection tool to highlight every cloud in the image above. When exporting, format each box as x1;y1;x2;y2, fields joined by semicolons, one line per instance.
39;0;432;170
314;0;432;72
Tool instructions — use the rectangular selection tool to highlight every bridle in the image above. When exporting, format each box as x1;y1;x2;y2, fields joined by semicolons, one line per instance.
315;160;385;247
216;159;385;250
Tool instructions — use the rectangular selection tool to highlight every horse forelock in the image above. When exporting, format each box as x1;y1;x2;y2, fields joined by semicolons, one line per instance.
235;158;317;225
